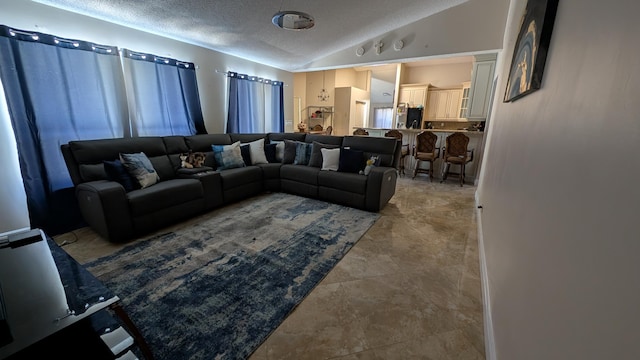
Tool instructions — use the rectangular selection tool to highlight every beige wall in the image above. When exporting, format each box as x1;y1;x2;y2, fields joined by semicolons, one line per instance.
404;62;473;88
477;0;640;359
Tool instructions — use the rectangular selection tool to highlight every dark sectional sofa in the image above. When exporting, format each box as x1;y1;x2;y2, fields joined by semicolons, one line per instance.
61;132;400;242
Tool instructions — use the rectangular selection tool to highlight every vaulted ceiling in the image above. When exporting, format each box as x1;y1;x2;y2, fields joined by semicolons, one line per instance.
33;0;469;72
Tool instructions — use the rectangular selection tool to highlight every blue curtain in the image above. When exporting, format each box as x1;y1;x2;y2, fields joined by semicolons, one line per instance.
122;49;204;136
0;25;128;234
226;72;284;133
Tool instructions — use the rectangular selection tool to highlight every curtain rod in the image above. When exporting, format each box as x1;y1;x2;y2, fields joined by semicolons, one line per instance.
215;69;287;86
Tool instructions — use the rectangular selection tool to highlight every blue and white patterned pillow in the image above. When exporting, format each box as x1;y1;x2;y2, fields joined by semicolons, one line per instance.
119;152;160;189
294;142;312;165
212;141;245;170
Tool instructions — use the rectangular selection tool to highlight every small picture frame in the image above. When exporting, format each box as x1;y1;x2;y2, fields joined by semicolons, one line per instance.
504;0;559;102
397;103;406;115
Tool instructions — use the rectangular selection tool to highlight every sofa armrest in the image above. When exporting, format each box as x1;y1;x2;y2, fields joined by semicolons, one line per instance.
75;180;134;242
365;166;398;211
177;170;223;209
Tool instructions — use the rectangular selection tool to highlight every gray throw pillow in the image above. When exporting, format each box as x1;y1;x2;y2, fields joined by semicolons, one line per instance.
282;140;298;164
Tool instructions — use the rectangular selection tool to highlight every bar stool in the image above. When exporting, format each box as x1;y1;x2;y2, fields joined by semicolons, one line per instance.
440;132;474;186
412;131;439;181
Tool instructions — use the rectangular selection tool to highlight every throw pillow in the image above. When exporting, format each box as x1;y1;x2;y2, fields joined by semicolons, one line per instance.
103;159;137;192
119;152;160;189
240;144;251;166
294;142;312;165
337;148;365;174
308;141;340;168
212;141;245;170
264;143;278;163
179;152;206;168
282;140;298;164
270;140;285;162
320;148;340;171
248;138;269;165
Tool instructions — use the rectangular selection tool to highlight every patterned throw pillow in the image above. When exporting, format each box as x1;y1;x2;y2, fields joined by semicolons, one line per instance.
119;152;160;189
212;141;245;170
294;142;312;165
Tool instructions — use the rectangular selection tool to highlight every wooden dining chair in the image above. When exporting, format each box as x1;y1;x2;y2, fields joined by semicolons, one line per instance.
385;129;409;176
353;128;369;135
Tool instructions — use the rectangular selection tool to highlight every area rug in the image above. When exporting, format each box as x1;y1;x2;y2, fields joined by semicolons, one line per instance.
84;192;379;360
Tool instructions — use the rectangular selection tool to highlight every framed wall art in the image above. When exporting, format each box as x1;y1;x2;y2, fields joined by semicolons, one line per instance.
504;0;559;102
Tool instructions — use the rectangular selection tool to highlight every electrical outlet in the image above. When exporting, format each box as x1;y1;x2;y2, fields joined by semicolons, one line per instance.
440;122;444;127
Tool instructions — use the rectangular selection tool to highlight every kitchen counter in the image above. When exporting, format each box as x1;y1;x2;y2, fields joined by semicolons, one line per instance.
356;127;484;134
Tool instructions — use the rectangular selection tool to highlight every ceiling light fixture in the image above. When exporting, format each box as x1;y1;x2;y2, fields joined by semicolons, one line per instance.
272;11;314;30
318;71;329;102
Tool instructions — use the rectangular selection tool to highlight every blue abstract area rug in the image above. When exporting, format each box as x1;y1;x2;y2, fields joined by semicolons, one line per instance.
84;192;379;360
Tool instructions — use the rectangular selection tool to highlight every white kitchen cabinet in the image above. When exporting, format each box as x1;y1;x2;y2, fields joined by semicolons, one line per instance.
399;85;427;108
459;81;471;119
467;54;497;119
426;88;463;121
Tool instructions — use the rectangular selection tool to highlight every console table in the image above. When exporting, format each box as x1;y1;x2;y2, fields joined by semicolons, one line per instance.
0;229;152;359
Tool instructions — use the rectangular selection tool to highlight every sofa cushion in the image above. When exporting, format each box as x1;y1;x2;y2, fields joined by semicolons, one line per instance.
318;171;367;194
308;141;340;168
218;166;262;190
280;164;320;185
337;148;365;174
127;178;203;217
213;141;245;170
120;152;160;189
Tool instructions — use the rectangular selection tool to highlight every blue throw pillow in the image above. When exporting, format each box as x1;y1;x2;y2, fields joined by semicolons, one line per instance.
337;148;365;173
212;141;245;170
120;152;160;189
294;142;312;165
103;159;137;192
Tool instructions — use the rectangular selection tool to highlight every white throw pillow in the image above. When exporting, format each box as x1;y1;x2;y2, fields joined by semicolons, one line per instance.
248;138;268;165
321;148;340;171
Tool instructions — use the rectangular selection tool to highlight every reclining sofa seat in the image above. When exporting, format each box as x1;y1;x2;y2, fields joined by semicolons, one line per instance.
61;132;399;242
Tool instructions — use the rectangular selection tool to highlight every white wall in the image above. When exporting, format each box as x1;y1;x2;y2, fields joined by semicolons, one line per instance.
306;0;510;70
477;0;640;359
0;78;29;235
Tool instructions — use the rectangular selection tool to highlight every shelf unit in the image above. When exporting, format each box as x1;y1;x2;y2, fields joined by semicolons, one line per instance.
306;106;333;132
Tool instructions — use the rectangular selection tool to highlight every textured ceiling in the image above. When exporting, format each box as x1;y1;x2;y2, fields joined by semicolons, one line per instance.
33;0;467;72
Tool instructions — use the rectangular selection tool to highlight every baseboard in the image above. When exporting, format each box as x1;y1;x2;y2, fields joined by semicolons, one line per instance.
475;193;496;360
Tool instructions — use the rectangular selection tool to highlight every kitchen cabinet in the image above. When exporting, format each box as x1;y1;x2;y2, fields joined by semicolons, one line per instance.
399;85;427;108
467;54;497;119
459;81;471;119
426;88;463;122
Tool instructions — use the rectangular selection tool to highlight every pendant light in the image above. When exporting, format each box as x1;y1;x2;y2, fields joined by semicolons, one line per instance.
318;71;329;102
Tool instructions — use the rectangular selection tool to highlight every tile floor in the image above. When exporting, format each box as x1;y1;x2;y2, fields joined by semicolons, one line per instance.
55;175;484;360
